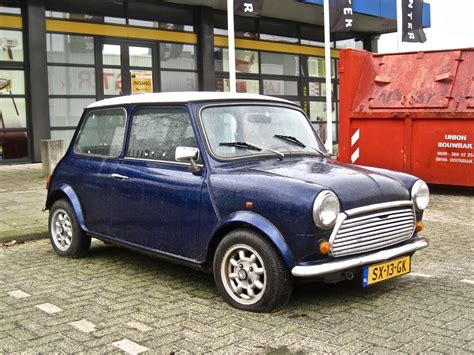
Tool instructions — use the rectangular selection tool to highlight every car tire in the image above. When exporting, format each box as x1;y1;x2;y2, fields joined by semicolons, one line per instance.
213;228;293;312
49;199;91;258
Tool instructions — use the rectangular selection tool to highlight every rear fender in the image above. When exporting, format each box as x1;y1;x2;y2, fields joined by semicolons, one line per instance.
47;184;88;232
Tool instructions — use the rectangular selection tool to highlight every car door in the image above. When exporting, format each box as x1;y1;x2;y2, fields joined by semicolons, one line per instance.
72;107;127;236
109;106;204;259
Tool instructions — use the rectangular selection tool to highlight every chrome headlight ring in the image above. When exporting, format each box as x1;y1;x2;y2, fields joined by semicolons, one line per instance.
313;191;340;229
411;180;430;212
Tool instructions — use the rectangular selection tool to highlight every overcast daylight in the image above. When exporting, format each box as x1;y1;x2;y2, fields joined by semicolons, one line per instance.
1;0;473;353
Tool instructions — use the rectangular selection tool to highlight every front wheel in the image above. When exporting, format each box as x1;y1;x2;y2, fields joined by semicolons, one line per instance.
213;229;293;312
49;199;91;258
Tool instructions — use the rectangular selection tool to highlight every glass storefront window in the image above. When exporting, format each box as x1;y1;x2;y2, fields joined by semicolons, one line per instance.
46;33;95;65
49;98;95;127
129;46;152;67
103;68;122;96
0;6;21;14
0;70;24;95
48;66;96;96
104;17;126;25
260;33;299;43
160;43;196;70
261;52;299;76
306;81;326;97
0;30;24;62
0;97;26;128
128;19;158;28
263;79;298;96
215;48;259;74
161;71;197;92
216;78;259;94
308;57;336;78
308;101;336;122
0;129;28;160
102;44;121;66
50;129;76;148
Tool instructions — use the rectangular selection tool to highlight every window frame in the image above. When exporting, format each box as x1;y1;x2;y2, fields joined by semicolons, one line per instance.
124;104;201;166
73;106;128;158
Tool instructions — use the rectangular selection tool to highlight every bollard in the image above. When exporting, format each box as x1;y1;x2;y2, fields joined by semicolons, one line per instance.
40;139;64;176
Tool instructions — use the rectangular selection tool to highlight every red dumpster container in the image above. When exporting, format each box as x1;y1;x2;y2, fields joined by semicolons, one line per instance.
338;48;474;187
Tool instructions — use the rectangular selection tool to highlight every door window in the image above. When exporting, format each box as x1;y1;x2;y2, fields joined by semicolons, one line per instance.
75;108;127;157
127;107;197;162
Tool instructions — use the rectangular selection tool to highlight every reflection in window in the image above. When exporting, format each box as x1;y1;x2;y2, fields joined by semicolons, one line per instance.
76;109;126;157
216;78;259;94
0;70;25;95
261;52;299;76
103;68;122;96
46;34;94;65
0;30;24;62
127;108;196;161
0;98;27;128
102;44;121;66
51;129;75;148
161;71;197;92
0;130;28;160
259;33;299;43
308;57;336;78
49;98;95;127
48;66;96;96
215;48;259;74
129;46;152;67
263;80;298;96
160;43;196;70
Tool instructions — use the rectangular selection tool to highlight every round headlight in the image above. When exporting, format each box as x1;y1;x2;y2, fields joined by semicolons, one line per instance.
313;191;340;229
411;180;430;211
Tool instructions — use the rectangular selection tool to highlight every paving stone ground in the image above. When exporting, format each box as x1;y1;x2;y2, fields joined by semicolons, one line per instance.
0;163;473;353
0;164;47;241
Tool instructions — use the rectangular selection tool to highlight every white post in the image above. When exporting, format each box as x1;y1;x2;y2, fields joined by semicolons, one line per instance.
227;0;237;93
397;0;403;52
323;0;333;154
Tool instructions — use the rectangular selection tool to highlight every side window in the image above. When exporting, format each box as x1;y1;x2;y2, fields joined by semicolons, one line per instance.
75;108;127;157
127;107;197;162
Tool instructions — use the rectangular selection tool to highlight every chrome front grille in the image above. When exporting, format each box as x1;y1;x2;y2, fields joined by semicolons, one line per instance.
330;201;416;257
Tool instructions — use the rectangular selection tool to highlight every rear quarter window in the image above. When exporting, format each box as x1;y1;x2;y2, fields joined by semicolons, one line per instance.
75;108;127;157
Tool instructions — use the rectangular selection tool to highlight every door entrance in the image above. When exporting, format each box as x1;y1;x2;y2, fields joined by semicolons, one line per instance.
99;40;158;99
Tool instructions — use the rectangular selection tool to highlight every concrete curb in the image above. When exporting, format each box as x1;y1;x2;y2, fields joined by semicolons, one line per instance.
0;228;48;244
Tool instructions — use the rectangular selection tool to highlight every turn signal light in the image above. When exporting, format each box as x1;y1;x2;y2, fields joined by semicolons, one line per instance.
45;175;51;190
319;240;331;255
416;221;424;233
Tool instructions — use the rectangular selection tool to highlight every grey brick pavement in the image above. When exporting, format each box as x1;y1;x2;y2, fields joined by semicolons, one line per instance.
0;164;473;353
0;164;47;241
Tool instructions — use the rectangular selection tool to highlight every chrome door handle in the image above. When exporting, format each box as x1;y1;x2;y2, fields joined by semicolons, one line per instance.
111;173;129;180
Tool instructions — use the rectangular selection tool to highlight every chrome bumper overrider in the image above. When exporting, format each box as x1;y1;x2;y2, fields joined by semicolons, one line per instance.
291;238;429;278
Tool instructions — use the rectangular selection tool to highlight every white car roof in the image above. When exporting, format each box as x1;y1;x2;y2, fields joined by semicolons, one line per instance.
88;92;295;108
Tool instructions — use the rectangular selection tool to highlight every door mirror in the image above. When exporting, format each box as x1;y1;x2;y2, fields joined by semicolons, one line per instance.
175;146;200;173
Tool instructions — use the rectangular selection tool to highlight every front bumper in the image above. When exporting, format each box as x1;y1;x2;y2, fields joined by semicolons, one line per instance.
291;238;429;278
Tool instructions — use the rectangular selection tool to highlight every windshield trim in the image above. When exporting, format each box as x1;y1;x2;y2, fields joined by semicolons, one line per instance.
197;101;327;163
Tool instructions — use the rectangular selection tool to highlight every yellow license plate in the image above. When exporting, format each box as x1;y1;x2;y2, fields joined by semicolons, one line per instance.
362;255;411;286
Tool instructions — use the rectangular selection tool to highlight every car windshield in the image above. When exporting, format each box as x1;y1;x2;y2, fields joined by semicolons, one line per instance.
200;104;327;159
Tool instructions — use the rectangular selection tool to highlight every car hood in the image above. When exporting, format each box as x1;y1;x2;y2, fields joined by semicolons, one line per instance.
231;156;411;211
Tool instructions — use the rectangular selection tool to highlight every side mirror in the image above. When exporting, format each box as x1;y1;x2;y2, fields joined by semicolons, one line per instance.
175;146;200;173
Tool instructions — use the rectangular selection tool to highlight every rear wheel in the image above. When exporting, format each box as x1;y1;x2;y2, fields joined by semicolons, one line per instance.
213;229;293;312
49;199;90;258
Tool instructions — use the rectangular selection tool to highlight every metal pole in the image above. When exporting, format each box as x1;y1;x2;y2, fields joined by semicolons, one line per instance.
397;0;402;52
323;0;333;154
227;0;237;93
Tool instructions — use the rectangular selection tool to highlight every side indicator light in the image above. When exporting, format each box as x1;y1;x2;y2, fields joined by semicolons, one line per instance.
319;240;330;255
45;175;51;190
245;201;254;209
416;221;424;233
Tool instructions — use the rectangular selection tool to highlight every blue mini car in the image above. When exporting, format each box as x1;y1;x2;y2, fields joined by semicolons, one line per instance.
46;92;429;312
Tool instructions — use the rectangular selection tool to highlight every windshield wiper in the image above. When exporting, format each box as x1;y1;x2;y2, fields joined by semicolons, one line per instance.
219;141;261;151
274;134;306;148
219;141;285;160
274;134;328;157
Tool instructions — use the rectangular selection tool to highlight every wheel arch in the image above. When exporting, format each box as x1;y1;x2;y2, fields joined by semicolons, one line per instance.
206;212;295;269
46;184;87;232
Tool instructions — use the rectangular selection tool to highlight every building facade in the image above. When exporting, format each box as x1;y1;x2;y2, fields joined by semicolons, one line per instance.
0;0;429;163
